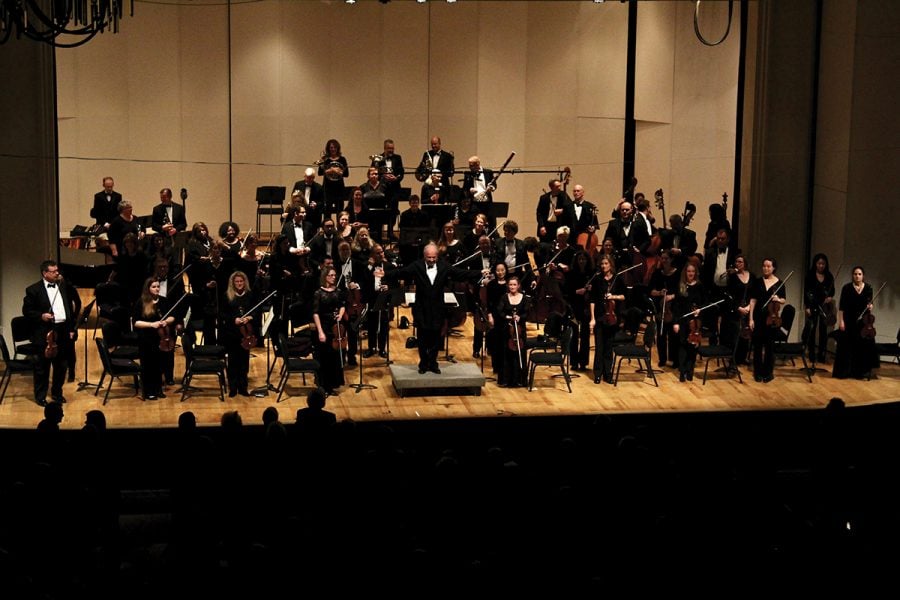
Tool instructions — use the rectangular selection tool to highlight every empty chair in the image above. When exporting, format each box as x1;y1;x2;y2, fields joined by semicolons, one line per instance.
11;316;40;359
697;342;744;384
275;332;321;402
1;335;33;404
527;326;574;392
874;328;900;365
772;304;813;382
611;320;659;387
101;320;139;360
95;337;142;405
180;328;227;402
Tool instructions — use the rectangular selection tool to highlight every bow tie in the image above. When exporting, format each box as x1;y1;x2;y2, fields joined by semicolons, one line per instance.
427;264;437;270
718;248;727;254
46;283;56;288
506;240;515;246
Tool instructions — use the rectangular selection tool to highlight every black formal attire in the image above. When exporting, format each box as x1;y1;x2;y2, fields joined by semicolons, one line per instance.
703;218;732;249
318;156;349;219
590;275;627;383
312;287;346;392
133;296;172;398
801;270;835;363
290;180;326;227
701;244;736;344
416;150;454;185
151;202;188;235
658;227;698;269
750;277;786;380
372;153;405;223
156;275;186;384
832;282;879;379
281;219;317;254
383;258;480;372
673;282;708;381
421;181;451;206
107;215;141;254
366;259;396;355
307;234;340;273
222;290;257;395
91;189;122;227
564;265;596;370
23;279;77;404
360;180;389;242
344;200;370;232
398;209;432;266
603;216;639;268
463;168;495;216
494;237;532;282
726;270;755;364
649;266;682;368
112;249;149;308
536;190;571;243
565;201;597;246
496;293;531;387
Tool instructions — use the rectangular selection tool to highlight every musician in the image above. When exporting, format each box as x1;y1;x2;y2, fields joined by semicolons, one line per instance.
281;205;316;267
437;221;465;266
801;253;835;365
416;136;455;185
483;262;509;369
133;277;175;400
371;139;405;240
337;241;367;367
491;276;530;388
565;185;597;247
494;220;531;282
222;271;256;397
152;256;185;384
468;237;498;359
648;250;681;369
454;195;479;233
22;260;77;406
290;167;325;228
360;167;388;242
726;254;754;364
147;232;177;276
110;232;149;308
462;213;490;254
312;266;346;395
701;228;737;344
536;179;570;243
216;221;243;274
151;188;188;239
832;266;879;380
345;187;370;232
564;250;596;371
308;218;340;273
589;256;626;384
318;139;349;220
185;222;224;343
463;155;495;210
421;169;450;205
269;234;299;305
91;176;121;230
671;262;708;382
336;211;354;243
107;200;144;257
659;214;698;269
237;234;266;291
351;227;375;264
603;200;647;269
382;243;482;374
747;258;786;383
703;203;732;249
365;244;396;358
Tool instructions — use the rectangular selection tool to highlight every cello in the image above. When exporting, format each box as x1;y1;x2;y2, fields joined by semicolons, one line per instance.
576;205;600;255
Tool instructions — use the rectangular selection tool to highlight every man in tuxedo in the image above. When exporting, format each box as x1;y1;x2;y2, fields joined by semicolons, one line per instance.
416;136;455;185
493;220;533;285
565;185;597;246
382;243;482;374
290;167;325;228
463;156;496;215
371;139;405;240
281;206;317;257
151;188;188;238
307;218;340;273
22;261;77;406
536;178;571;243
659;213;698;269
90;176;121;230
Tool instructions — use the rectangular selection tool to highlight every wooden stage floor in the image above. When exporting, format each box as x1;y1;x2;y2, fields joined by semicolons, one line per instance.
2;307;898;430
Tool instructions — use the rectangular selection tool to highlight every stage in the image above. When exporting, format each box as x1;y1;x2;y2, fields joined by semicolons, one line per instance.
1;301;898;430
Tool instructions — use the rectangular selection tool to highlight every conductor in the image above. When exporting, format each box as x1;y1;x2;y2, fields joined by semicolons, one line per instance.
382;243;483;374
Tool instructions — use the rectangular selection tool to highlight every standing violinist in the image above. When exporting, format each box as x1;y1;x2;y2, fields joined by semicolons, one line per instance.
648;250;681;369
365;244;395;359
222;271;256;397
312;266;346;395
490;276;530;388
133;277;175;400
536;178;570;244
701;228;737;344
832;266;879;380
468;235;498;359
565;250;596;371
589;256;626;384
747;258;786;383
151;257;185;386
22;260;77;407
483;262;509;371
337;241;367;367
726;254;754;365
671;262;707;382
237;234;265;291
801;253;835;365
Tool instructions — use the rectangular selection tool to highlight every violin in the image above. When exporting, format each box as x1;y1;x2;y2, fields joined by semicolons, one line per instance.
45;329;59;359
239;310;257;351
766;300;782;328
158;322;176;352
688;313;703;346
858;281;887;340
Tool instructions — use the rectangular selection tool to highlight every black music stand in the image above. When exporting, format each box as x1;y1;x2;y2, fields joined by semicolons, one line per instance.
372;289;398;367
421;203;455;236
398;226;431;267
76;299;100;392
441;291;463;364
348;307;376;394
256;186;286;240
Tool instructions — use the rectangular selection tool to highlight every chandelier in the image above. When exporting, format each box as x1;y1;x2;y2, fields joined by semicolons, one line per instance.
1;0;132;47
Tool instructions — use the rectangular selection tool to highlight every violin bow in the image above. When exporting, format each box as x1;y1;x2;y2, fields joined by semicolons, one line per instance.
857;281;887;321
679;298;725;320
453;249;481;267
239;228;254;253
244;290;278;318
761;270;794;309
160;291;189;321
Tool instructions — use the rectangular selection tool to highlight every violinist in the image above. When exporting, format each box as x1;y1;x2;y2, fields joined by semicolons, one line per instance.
151;257;185;385
494;220;531;281
832;266;879;380
282;206;315;262
747;258;785;383
801;253;835;365
589;256;626;384
222;271;256;397
216;221;243;274
437;221;465;266
337;211;355;243
564;250;596;371
490;275;530;388
725;254;754;365
364;244;395;359
602;200;638;271
648;250;681;369
147;232;177;276
318;138;349;220
312;266;346;395
22;260;77;407
237;234;265;291
469;236;499;359
671;262;707;382
462;213;490;254
483;262;509;369
351;226;375;264
133;277;175;400
337;241;367;367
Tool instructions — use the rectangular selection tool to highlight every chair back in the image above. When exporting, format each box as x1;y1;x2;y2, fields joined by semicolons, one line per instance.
101;321;123;347
95;338;113;371
543;311;565;340
11;316;33;345
558;326;574;357
643;320;657;349
0;335;12;363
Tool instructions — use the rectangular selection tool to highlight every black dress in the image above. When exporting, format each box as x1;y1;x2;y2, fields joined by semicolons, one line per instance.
750;277;785;380
802;270;835;363
134;297;172;398
312;287;346;392
673;282;708;380
832;282;879;379
222;290;256;395
496;293;531;387
591;275;627;382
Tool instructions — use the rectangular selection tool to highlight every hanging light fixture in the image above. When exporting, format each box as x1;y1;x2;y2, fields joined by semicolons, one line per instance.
0;0;132;47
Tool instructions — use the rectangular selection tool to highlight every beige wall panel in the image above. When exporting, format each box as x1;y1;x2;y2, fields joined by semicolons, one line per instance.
634;121;673;209
574;118;625;213
524;3;579;118
810;184;847;269
575;2;628;120
635;1;675;124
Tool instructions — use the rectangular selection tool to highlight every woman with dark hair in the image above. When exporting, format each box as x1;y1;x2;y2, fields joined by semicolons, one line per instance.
832;266;879;379
672;261;707;382
147;232;176;275
492;275;531;387
704;203;731;248
747;258;786;383
565;250;596;371
801;253;835;364
312;266;346;395
726;254;754;364
133;278;175;400
318;138;349;220
216;221;242;271
589;255;626;384
345;187;369;233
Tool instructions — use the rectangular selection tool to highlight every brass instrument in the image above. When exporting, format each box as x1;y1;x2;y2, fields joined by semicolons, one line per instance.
314;151;326;167
369;153;384;163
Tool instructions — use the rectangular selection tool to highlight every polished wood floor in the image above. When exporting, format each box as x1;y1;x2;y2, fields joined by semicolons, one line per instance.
2;301;898;430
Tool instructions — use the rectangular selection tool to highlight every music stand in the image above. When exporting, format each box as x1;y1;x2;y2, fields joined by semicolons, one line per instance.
371;289;397;366
76;299;100;392
441;291;461;364
348;307;376;394
256;186;286;241
398;226;431;267
252;304;279;397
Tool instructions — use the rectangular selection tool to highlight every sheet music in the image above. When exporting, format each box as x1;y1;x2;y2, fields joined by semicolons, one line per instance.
261;306;275;337
404;292;459;307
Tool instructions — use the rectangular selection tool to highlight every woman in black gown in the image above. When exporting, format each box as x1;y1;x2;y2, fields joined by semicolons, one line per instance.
801;253;835;364
672;261;707;382
832;266;879;379
133;278;175;400
747;258;786;383
312;266;346;395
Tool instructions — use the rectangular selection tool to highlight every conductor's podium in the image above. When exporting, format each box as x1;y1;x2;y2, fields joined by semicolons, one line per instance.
390;363;486;397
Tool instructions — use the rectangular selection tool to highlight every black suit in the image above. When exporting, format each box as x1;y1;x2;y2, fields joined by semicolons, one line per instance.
659;227;698;268
91;190;122;227
290;180;326;227
308;234;340;272
281;219;317;252
151;202;187;234
463;168;496;208
536;191;571;242
383;258;479;371
565;201;597;240
23;280;77;404
417;150;454;183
